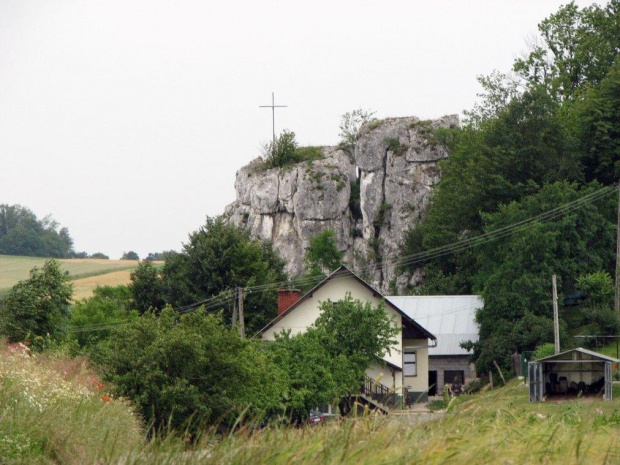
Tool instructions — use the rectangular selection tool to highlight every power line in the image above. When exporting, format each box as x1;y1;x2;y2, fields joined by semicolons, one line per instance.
240;183;618;297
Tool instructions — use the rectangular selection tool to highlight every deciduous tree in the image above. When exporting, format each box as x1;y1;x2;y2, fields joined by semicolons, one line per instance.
268;295;398;418
0;259;73;343
161;217;287;334
95;307;284;432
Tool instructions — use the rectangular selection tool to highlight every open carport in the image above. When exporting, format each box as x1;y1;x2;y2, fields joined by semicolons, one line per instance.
528;348;619;402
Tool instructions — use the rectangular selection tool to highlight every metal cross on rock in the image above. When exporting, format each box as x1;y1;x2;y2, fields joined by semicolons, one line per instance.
259;92;287;146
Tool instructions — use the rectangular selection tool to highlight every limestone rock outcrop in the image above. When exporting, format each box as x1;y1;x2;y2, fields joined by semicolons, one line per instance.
224;114;458;291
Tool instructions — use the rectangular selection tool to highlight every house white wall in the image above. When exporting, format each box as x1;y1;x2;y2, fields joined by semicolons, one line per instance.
261;275;403;371
403;338;429;395
366;360;402;390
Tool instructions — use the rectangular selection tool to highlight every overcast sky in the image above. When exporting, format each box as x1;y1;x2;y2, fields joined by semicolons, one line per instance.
0;0;605;259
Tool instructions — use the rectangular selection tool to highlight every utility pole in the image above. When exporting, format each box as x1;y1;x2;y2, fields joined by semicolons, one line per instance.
259;92;287;147
232;288;238;326
553;274;560;354
238;287;245;339
614;185;620;320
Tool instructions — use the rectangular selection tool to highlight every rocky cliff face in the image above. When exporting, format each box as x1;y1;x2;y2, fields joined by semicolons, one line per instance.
224;114;458;291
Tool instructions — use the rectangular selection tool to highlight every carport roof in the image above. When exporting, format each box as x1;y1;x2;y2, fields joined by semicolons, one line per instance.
535;347;620;364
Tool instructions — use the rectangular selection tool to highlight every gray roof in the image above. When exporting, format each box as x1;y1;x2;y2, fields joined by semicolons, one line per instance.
387;295;482;356
535;347;620;364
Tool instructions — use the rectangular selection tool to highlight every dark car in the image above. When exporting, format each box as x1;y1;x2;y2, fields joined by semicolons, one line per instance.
308;410;327;425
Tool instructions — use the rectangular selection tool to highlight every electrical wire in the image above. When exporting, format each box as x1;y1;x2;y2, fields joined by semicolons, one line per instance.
67;183;617;332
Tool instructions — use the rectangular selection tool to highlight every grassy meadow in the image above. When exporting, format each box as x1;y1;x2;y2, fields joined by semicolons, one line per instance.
198;382;620;465
71;270;135;300
0;255;163;299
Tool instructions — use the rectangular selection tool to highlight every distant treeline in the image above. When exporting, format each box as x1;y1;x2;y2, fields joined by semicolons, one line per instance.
0;204;77;258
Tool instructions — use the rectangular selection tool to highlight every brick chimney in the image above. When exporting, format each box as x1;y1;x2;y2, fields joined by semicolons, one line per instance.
278;289;302;315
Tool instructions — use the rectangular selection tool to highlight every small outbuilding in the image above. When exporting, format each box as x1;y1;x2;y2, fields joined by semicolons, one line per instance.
528;348;619;402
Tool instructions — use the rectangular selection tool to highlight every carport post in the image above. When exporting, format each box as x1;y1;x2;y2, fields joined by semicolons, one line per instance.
553;275;560;354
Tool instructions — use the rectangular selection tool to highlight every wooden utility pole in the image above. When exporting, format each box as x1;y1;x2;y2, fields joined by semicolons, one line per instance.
553;275;560;354
614;186;620;320
238;287;245;339
232;288;238;326
493;360;506;385
259;92;287;147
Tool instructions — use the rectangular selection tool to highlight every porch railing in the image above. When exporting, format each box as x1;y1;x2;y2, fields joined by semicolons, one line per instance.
361;375;411;408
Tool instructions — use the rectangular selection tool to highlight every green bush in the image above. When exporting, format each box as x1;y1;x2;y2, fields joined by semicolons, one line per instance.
0;259;73;343
533;343;556;360
304;229;344;276
94;307;285;433
294;146;324;163
349;179;362;220
262;131;326;168
463;377;488;394
587;306;620;337
373;202;392;228
263;130;298;168
66;285;138;350
384;137;406;155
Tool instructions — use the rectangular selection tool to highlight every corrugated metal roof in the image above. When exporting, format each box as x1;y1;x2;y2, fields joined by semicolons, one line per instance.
535;347;620;363
387;295;483;356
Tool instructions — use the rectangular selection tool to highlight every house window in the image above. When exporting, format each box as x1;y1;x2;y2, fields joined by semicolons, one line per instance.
403;349;417;376
444;370;464;384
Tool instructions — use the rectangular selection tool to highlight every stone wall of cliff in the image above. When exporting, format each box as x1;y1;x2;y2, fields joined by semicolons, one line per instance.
224;114;458;291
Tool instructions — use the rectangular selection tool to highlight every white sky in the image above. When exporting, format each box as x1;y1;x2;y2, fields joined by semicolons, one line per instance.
0;0;604;259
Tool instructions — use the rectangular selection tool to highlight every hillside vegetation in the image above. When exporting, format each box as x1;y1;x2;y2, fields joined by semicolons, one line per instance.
402;0;620;373
0;204;75;258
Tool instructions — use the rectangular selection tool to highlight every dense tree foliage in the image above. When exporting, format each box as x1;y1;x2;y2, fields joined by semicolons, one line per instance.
129;261;165;313
0;260;73;343
403;1;620;373
90;252;109;259
120;251;139;260
0;204;75;258
513;1;620;101
93;295;397;431
144;250;176;261
129;217;288;335
94;307;284;433
261;295;397;419
66;285;138;349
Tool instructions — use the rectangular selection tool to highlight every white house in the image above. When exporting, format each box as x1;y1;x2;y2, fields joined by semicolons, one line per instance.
387;295;482;395
257;266;436;404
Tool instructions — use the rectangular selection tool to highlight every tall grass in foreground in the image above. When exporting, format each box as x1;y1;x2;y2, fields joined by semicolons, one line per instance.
0;347;143;464
3;347;620;464
170;382;619;465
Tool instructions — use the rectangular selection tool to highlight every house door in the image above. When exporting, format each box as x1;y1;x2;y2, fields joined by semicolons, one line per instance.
429;371;437;396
